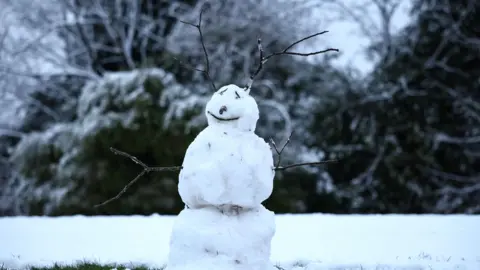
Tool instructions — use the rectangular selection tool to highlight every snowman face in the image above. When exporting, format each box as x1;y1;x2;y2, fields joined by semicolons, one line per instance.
205;84;259;132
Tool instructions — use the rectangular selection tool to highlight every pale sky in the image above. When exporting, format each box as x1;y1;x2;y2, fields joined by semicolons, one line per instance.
300;0;414;75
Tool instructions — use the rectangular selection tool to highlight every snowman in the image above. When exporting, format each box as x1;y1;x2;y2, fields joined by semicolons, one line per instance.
165;84;277;270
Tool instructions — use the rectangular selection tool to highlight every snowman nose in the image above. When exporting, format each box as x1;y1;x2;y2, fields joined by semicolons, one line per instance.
219;106;227;115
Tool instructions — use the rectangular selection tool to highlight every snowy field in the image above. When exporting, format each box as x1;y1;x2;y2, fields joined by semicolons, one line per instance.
1;214;479;270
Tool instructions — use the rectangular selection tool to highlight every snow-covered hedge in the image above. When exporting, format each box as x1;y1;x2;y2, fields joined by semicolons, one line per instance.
3;68;207;215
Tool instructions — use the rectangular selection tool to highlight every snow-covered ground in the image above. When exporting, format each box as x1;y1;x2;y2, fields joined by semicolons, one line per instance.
1;214;479;269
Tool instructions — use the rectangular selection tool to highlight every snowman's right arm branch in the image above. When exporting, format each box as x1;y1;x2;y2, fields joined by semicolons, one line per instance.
93;147;182;208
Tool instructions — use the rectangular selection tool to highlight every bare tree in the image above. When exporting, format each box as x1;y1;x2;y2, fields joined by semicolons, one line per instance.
1;0;337;136
167;0;331;86
314;0;408;69
0;0;197;128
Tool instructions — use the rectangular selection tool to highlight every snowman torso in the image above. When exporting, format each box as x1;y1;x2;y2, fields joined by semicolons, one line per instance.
178;85;275;209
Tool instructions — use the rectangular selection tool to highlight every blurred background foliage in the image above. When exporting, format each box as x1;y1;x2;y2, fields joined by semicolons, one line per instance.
0;0;478;216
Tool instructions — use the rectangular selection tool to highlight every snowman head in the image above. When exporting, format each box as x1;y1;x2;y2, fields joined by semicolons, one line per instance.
205;84;259;132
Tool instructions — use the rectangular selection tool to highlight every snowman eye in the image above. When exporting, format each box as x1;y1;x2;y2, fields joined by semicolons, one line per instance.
219;88;228;95
235;91;240;99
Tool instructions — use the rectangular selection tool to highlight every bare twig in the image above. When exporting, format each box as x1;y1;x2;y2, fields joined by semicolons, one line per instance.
434;133;480;145
270;132;292;168
176;5;217;91
350;144;385;186
0;127;24;138
270;133;338;171
245;38;264;93
246;32;339;92
94;147;182;208
276;160;338;171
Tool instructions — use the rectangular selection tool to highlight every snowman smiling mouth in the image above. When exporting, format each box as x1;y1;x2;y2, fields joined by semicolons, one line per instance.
207;111;240;121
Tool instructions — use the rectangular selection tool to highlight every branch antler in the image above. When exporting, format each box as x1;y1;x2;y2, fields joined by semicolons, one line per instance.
245;32;340;93
174;5;217;91
94;147;182;208
270;133;338;171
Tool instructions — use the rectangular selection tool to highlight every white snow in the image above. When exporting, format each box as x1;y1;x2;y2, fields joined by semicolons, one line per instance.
78;68;170;119
166;206;275;270
0;214;479;269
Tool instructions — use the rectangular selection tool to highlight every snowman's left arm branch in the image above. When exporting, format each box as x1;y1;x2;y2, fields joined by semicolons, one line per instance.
269;135;291;168
94;147;182;208
275;160;338;171
270;137;338;171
